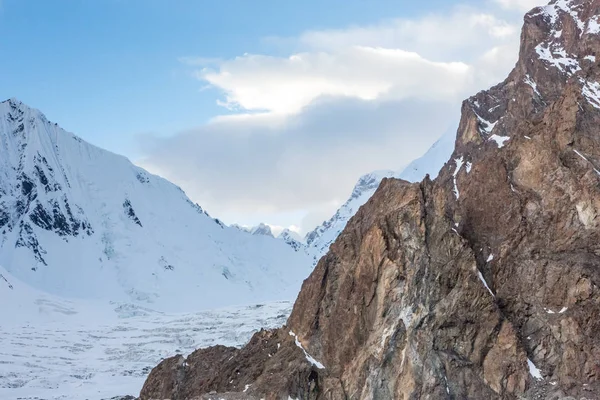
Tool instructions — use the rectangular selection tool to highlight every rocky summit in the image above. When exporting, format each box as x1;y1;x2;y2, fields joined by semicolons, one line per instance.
139;1;600;399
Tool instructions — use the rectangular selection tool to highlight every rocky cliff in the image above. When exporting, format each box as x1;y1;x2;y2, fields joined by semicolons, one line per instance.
140;1;600;398
303;129;455;265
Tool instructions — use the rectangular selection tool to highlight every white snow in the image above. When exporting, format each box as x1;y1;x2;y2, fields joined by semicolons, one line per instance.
584;55;597;63
573;148;600;176
535;43;581;75
399;306;414;329
537;0;584;32
533;1;588;74
546;306;568;315
580;79;600;109
466;162;473;174
524;136;532;140
289;331;325;369
453;157;464;200
587;17;600;34
475;113;498;135
528;359;543;380
524;74;542;97
249;223;275;237
557;0;585;32
0;268;293;400
443;375;450;394
0;99;312;312
574;149;589;161
379;326;395;351
489;134;511;148
486;254;494;262
477;270;495;297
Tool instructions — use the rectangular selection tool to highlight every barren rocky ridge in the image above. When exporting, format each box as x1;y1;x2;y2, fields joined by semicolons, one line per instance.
140;1;600;399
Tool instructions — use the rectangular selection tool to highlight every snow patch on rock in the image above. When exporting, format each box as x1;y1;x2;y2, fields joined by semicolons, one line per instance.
489;134;511;148
289;331;325;369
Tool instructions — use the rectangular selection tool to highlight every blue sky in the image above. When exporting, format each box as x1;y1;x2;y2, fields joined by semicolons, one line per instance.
0;0;477;156
0;0;539;233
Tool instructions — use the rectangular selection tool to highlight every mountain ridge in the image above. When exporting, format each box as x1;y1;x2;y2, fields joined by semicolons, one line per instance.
0;98;312;311
303;126;455;263
140;0;600;398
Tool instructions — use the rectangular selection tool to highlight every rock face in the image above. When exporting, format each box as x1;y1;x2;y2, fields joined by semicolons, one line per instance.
304;129;455;265
140;1;600;398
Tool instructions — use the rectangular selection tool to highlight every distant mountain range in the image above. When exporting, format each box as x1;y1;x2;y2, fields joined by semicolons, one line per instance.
236;125;455;264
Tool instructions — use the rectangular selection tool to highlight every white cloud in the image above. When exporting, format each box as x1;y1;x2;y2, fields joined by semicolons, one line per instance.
295;8;518;56
141;5;525;233
194;7;520;116
198;48;470;115
139;96;457;233
493;0;544;12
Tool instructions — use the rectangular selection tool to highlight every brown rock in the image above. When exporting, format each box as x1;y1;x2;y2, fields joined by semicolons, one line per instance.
140;1;600;399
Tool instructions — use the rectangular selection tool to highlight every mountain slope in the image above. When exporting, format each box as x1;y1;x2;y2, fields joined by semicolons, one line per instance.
0;99;312;311
304;126;455;262
141;0;600;398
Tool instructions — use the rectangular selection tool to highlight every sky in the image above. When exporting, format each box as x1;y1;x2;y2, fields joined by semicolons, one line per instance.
0;0;543;235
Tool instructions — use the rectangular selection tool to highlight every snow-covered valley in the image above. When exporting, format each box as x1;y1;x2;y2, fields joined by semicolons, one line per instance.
0;267;291;400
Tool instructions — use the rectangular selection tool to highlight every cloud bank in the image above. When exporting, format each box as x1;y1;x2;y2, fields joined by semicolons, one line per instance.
139;4;527;233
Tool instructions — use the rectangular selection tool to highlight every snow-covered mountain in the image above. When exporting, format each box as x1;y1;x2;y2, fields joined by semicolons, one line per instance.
231;223;275;237
304;126;456;262
0;98;312;311
233;223;305;253
249;223;275;237
225;127;455;263
277;228;305;252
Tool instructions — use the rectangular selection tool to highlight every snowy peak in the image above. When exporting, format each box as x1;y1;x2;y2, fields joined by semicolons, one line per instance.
303;128;455;263
0;99;96;266
249;223;274;237
0;100;312;310
232;223;306;252
231;223;275;237
348;170;397;201
277;229;305;252
278;228;303;243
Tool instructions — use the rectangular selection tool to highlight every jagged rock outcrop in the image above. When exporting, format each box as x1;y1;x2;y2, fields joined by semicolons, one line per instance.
304;129;455;265
140;1;600;398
